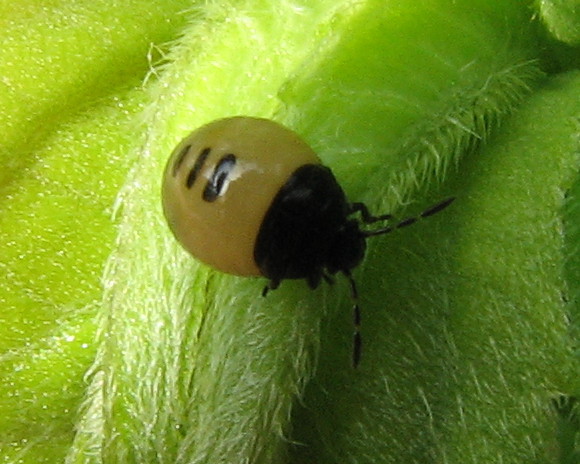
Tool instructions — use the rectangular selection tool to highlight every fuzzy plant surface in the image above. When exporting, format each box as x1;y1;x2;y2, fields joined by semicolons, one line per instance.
0;1;579;463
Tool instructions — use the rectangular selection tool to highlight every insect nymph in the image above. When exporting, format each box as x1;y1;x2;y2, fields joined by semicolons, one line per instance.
162;116;453;366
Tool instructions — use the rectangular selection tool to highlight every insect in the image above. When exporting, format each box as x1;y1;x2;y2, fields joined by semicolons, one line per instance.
162;116;453;367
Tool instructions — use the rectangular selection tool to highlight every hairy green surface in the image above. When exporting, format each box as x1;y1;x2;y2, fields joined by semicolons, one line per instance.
290;70;580;464
0;1;191;462
0;88;147;463
1;0;579;463
537;0;580;45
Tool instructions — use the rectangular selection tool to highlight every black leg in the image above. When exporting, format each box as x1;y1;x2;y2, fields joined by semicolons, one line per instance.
322;271;335;286
344;270;362;368
350;202;393;224
262;278;280;297
361;225;394;237
307;272;323;290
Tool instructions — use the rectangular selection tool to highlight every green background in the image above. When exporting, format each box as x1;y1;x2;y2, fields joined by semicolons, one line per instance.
0;0;579;463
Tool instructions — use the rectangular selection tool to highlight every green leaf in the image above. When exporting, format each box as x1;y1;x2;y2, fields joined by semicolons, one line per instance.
537;0;580;46
292;70;580;464
2;0;579;463
0;1;191;462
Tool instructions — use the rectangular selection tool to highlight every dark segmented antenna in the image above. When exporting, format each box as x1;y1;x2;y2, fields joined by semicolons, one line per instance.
361;197;455;237
421;197;455;218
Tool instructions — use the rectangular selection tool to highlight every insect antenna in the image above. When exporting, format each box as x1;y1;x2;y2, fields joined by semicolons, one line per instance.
361;197;455;237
